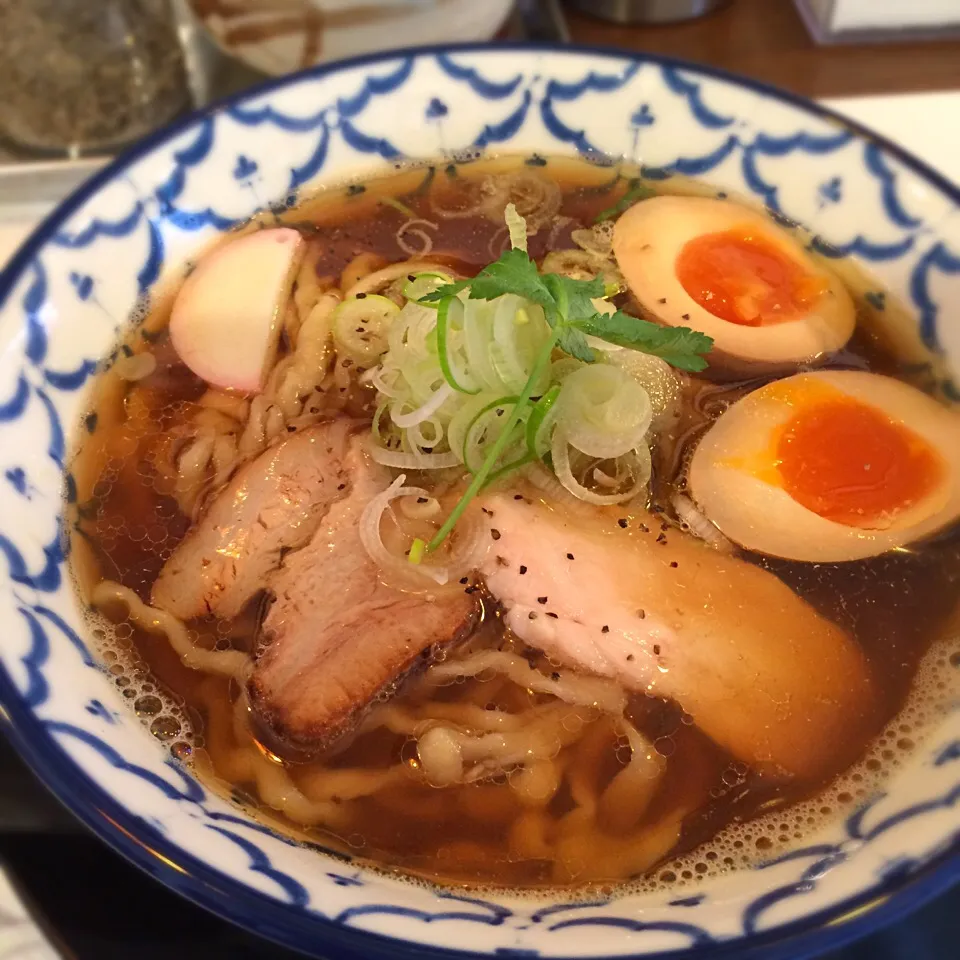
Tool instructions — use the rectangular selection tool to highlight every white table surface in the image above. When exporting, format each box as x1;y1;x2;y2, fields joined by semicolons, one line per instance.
821;90;960;183
0;88;957;960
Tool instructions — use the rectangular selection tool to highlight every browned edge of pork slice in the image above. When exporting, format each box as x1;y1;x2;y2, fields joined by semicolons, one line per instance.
248;439;480;755
151;420;356;622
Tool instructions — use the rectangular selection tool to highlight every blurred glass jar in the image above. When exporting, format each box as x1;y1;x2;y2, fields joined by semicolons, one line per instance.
0;0;190;156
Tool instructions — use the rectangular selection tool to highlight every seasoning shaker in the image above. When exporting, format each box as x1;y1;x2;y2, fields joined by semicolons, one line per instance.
564;0;728;24
0;0;191;157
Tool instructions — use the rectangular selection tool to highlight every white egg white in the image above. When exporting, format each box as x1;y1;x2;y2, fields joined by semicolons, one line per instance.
688;370;960;562
613;196;856;367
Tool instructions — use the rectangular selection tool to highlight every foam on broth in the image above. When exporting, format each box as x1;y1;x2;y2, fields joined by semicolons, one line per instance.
67;155;960;892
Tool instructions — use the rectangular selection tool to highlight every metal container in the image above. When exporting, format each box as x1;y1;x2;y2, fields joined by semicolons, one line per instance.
565;0;727;25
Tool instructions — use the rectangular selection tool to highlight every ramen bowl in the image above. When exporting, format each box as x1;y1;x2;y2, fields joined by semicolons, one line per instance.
0;44;958;960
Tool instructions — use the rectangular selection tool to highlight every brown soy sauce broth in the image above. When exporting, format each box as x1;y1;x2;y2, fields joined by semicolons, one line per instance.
67;155;960;891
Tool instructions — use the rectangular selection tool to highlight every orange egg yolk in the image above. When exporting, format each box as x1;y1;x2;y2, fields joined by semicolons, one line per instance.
676;228;828;326
776;396;944;528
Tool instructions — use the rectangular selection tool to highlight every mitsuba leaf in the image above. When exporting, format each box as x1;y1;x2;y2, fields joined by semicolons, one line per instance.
421;249;555;314
574;310;713;372
557;327;596;363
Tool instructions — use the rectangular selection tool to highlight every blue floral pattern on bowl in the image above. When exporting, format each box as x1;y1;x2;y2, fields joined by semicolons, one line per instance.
0;45;957;960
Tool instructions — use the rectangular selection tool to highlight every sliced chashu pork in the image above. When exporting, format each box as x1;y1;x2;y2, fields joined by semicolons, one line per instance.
152;420;355;621
249;439;479;754
479;491;877;781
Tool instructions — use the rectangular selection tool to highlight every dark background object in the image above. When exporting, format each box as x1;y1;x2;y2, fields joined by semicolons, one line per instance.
792;0;960;46
565;0;729;25
564;0;960;98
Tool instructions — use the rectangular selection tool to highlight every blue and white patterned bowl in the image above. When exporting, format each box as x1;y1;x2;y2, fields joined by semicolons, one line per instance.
0;44;958;960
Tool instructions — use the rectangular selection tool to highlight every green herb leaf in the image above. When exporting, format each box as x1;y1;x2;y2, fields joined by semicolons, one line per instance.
574;310;713;372
400;207;715;557
543;273;605;325
420;279;472;302
594;181;655;223
421;249;556;315
557;327;595;363
468;249;554;309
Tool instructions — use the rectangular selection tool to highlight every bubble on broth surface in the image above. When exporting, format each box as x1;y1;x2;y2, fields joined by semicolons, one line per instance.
64;156;960;897
70;382;960;897
79;582;957;900
83;606;197;757
627;629;960;894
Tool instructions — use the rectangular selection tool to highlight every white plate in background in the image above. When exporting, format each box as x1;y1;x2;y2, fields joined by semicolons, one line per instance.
191;0;515;76
0;869;58;960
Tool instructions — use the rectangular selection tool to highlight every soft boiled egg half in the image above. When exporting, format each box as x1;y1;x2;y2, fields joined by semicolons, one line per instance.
688;370;960;562
613;196;856;368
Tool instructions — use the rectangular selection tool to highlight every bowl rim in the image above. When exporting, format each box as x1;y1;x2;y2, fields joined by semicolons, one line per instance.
0;40;957;960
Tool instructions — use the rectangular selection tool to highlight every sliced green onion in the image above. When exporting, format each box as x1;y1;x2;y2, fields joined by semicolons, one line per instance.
490;295;551;395
525;384;561;459
484;427;535;486
594;180;654;223
403;271;454;305
409;537;426;565
554;363;652;459
463;298;503;393
380;196;417;218
505;201;528;253
428;327;560;552
462;395;521;475
447;391;503;465
371;401;392;445
437;296;479;394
